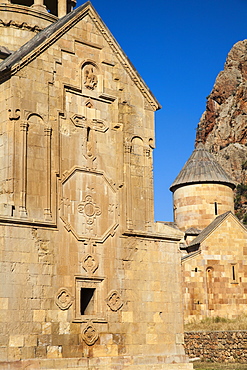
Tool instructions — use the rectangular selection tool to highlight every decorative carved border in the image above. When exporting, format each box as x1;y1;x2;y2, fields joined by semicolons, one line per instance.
0;19;43;32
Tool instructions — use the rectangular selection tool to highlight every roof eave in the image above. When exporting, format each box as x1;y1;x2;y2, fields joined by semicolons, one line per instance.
170;180;236;193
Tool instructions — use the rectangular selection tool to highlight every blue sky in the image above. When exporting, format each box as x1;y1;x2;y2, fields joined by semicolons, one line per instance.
77;0;247;221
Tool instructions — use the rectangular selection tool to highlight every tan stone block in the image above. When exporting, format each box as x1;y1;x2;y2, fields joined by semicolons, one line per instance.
121;311;133;323
25;335;37;347
57;310;68;323
7;347;21;361
92;344;118;357
0;298;8;310
47;345;62;358
21;346;36;359
99;333;113;345
33;310;46;322
46;310;58;322
9;335;24;347
35;346;46;358
0;347;7;361
59;322;70;335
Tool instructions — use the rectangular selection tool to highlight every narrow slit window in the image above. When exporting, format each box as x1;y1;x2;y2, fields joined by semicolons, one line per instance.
214;202;218;215
80;288;95;315
232;265;236;281
86;126;90;142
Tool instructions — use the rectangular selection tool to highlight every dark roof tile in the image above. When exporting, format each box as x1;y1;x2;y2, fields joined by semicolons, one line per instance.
170;143;236;192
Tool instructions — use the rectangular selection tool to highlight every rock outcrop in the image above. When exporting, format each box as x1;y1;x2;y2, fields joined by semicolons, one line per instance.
196;40;247;222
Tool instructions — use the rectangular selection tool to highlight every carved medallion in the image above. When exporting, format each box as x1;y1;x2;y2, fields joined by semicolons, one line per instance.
55;288;74;310
106;290;123;311
78;195;101;225
80;322;98;345
81;253;99;274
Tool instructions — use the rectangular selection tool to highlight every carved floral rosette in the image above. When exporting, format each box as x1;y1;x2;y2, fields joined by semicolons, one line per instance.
80;322;99;346
55;287;74;310
77;194;101;225
106;290;123;311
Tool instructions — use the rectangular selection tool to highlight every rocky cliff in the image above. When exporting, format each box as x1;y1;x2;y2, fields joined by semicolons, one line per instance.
196;40;247;223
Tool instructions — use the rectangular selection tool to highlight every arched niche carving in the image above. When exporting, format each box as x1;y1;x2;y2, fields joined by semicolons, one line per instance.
129;136;146;229
82;61;99;91
26;114;46;219
19;113;53;221
81;59;103;91
131;136;143;156
206;266;214;310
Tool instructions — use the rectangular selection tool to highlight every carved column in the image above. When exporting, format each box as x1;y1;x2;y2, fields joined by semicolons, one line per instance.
7;109;20;197
19;122;28;218
144;147;152;231
58;0;67;18
31;0;47;12
44;127;52;220
124;143;133;230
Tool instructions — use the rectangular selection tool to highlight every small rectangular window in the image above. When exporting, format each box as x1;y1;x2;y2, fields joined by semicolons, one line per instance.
80;288;95;315
74;276;106;323
230;264;238;284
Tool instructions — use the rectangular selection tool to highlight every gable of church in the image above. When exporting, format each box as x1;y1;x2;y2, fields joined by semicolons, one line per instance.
0;3;160;230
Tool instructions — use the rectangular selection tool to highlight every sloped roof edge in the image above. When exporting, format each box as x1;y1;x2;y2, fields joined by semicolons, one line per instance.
0;1;161;110
187;211;244;248
181;249;201;262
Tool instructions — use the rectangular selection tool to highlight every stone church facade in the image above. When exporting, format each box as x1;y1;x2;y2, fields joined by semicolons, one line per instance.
170;142;247;323
0;1;192;369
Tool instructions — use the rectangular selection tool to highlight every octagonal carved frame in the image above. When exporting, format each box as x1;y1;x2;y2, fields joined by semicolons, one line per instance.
60;167;119;242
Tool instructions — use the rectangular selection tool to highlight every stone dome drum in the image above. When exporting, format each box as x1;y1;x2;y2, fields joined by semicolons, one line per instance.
170;143;236;231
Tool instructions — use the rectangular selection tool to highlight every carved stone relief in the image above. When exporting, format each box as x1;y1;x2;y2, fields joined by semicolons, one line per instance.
78;195;101;225
81;253;99;274
70;110;108;132
70;114;87;128
80;322;99;345
0;19;43;32
106;290;123;311
83;64;98;90
60;169;118;241
8;108;20;121
55;288;74;310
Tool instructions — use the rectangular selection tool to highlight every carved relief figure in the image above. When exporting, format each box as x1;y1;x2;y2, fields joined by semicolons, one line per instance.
84;65;98;90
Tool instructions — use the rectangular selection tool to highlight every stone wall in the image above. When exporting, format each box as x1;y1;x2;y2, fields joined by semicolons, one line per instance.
184;331;247;363
182;212;247;322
